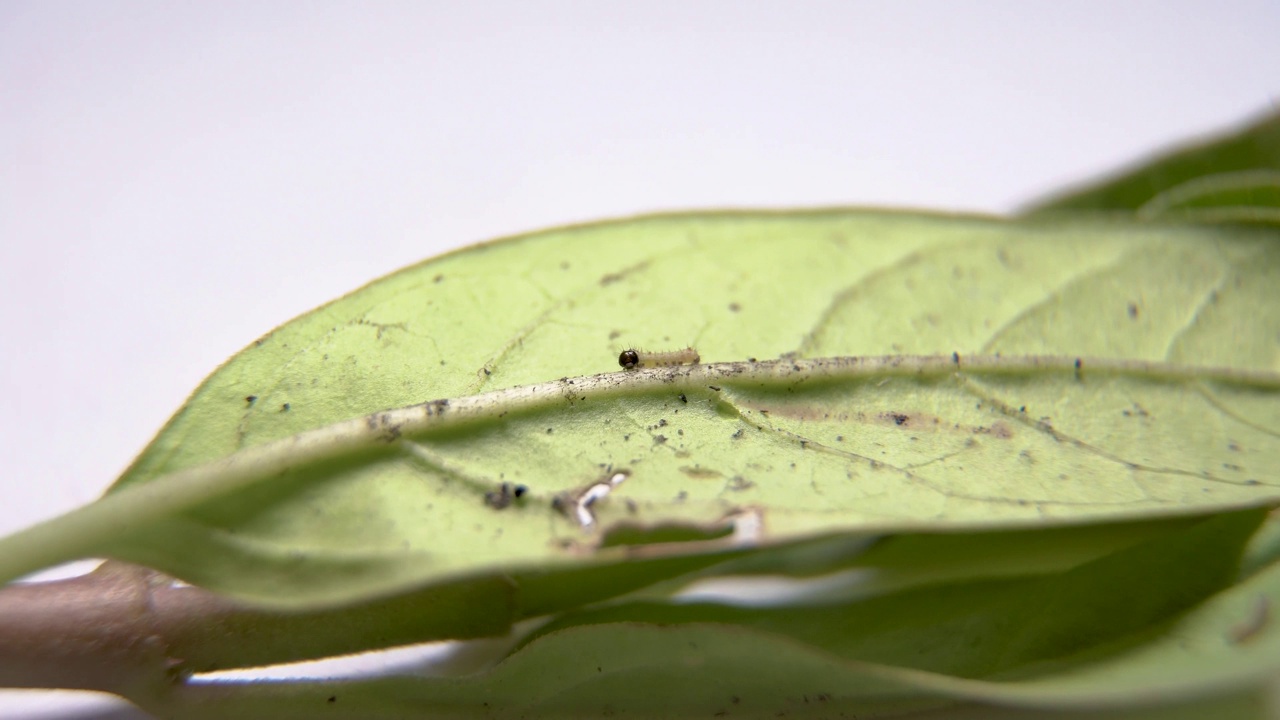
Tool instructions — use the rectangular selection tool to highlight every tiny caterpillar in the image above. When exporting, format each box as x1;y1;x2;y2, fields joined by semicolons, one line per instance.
618;347;700;370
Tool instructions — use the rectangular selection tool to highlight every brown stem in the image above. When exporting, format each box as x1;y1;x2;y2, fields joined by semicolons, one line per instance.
0;563;176;697
0;561;517;702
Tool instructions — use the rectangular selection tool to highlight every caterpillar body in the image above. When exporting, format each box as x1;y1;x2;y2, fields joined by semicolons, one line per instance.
618;347;700;370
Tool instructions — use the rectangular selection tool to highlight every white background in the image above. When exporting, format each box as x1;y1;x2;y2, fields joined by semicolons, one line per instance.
1;2;1278;718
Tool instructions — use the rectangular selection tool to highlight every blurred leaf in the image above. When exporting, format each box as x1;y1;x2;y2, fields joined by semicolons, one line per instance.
0;212;1278;613
139;510;1280;719
1024;111;1280;224
519;509;1265;671
588;511;1237;607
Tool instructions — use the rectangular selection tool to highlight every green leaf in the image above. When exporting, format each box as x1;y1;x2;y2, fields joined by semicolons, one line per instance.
621;511;1233;606
137;510;1280;719
1024;111;1280;223
1;212;1278;612
518;509;1266;672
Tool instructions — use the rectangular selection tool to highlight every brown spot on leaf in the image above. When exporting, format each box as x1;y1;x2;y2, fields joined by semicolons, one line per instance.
600;519;736;548
598;260;651;286
983;421;1014;439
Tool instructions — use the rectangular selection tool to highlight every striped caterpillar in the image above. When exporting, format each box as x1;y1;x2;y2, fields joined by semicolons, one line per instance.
618;347;700;370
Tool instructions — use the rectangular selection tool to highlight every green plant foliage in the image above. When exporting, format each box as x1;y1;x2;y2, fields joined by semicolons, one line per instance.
520;510;1266;671
1024;111;1280;223
3;112;1280;717
0;212;1277;613
137;510;1279;719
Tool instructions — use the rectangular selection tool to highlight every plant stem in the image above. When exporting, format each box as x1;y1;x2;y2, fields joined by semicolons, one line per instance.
0;561;516;701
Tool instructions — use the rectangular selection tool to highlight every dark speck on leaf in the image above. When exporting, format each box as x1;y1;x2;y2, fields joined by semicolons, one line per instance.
433;274;444;283
245;395;257;406
485;482;524;509
679;393;687;403
1128;302;1139;318
654;434;668;444
546;427;553;434
281;403;291;412
327;696;337;703
708;385;721;391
